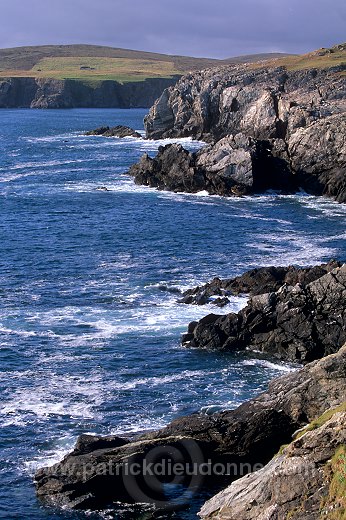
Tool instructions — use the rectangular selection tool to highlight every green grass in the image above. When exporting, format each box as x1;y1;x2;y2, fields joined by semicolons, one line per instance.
252;43;346;72
0;44;221;76
0;56;183;83
0;42;344;83
294;402;346;440
320;445;346;519
33;56;182;82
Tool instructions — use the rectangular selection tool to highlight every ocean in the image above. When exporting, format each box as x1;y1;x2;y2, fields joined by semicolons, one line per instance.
0;108;345;519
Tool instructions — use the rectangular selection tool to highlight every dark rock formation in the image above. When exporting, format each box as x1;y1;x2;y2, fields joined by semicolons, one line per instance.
179;261;341;306
0;76;179;109
182;264;346;363
200;405;346;519
85;125;141;138
128;134;292;196
128;143;205;193
35;345;346;511
143;64;346;201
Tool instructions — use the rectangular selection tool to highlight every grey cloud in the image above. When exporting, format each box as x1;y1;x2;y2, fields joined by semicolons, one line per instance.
0;0;345;58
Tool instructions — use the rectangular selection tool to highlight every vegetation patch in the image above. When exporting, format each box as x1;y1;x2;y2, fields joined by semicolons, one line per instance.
320;445;346;519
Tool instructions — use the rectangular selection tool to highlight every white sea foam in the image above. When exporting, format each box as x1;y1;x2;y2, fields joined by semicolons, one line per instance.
23;434;77;473
241;358;296;372
0;371;105;423
109;370;212;391
246;230;337;266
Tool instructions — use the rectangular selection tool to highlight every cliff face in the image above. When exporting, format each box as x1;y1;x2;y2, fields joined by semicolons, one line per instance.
0;76;179;108
145;66;345;141
143;65;346;201
200;406;346;520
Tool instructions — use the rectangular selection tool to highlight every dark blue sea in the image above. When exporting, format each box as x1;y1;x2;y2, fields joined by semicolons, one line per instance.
0;109;345;520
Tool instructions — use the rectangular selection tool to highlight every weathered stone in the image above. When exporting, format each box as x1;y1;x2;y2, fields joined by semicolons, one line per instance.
144;60;346;201
199;409;346;520
180;261;341;305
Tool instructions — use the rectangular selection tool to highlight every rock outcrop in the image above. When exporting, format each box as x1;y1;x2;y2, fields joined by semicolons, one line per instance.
35;345;346;512
0;76;179;109
199;406;346;520
179;261;341;306
127;132;298;196
143;61;346;201
85;125;141;138
182;264;346;363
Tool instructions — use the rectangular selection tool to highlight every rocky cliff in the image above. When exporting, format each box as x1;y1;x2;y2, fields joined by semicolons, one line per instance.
199;405;346;520
0;76;179;108
139;58;346;201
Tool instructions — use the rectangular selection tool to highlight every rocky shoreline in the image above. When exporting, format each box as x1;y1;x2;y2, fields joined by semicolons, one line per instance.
35;261;346;517
181;262;346;363
127;49;346;202
35;342;346;517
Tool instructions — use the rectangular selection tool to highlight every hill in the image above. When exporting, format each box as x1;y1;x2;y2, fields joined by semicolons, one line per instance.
0;44;293;83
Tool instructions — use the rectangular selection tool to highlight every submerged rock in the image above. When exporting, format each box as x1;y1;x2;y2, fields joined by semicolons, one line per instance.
85;125;141;138
35;345;346;512
182;263;346;363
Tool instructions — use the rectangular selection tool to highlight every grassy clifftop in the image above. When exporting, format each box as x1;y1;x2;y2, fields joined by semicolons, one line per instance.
253;42;346;72
1;42;343;85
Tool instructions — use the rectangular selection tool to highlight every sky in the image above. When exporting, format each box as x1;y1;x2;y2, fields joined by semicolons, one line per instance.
0;0;345;58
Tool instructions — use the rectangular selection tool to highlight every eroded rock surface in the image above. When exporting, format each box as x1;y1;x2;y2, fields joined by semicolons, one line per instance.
180;261;341;306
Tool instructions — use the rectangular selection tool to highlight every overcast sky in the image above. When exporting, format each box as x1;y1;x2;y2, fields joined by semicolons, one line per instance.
1;0;345;58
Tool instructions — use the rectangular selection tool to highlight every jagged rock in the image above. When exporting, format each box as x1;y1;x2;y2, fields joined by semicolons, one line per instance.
128;143;204;192
180;261;341;305
85;125;141;138
199;407;346;520
35;345;346;511
145;65;345;143
144;62;346;201
182;264;346;363
127;134;293;196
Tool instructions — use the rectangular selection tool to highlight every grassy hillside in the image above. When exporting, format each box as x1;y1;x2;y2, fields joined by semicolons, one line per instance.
0;43;343;84
0;44;295;83
0;44;221;82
